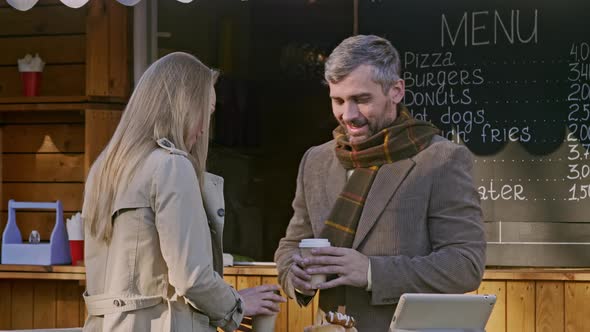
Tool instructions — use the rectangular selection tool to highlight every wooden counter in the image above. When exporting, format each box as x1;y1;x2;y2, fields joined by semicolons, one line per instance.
3;264;590;280
1;265;589;331
0;265;86;281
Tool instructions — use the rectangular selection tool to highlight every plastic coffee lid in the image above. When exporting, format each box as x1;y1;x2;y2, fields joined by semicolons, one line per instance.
299;238;331;248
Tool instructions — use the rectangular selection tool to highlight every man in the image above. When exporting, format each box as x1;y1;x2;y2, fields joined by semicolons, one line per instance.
274;35;486;330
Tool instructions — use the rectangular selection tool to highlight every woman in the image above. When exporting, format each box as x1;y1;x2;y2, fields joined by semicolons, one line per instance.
82;52;284;331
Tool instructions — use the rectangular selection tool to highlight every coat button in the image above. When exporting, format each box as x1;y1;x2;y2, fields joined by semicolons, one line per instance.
217;208;225;217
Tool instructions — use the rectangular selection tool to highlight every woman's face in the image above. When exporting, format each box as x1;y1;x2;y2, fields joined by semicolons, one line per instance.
186;86;216;150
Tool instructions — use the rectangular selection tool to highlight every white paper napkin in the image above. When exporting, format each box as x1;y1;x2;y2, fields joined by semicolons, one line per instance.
66;212;84;241
17;53;45;72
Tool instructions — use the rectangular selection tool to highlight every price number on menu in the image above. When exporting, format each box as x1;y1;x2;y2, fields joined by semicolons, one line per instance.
569;184;590;201
568;144;590;160
569;42;590;82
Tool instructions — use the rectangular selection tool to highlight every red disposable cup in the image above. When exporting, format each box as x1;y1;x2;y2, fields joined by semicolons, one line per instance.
69;240;84;266
20;71;42;96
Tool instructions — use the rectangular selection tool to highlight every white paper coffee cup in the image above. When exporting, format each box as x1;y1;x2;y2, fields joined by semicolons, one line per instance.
251;313;277;332
299;238;331;289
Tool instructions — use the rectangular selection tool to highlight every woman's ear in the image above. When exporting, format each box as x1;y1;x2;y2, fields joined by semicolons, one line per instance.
389;79;405;104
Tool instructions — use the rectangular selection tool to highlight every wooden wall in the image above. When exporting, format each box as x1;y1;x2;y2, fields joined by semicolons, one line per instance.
0;279;86;329
0;111;85;241
225;274;590;332
476;280;590;332
1;268;589;331
0;276;307;331
0;0;87;240
0;0;127;242
223;273;319;332
0;0;87;97
85;0;131;98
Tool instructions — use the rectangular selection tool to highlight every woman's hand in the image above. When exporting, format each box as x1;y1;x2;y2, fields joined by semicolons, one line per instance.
238;284;286;317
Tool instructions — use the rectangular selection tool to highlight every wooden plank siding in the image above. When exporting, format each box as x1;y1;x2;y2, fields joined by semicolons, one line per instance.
84;109;121;175
474;280;590;332
217;274;314;332
262;276;289;332
506;281;535;332
0;0;126;294
0;3;86;37
106;0;130;98
3;154;85;182
2;183;84;211
0;0;127;248
0;267;590;330
85;0;110;97
479;281;507;332
0;35;85;66
86;0;130;98
565;283;590;332
0;279;85;329
56;281;82;328
0;111;85;124
1;113;85;241
0;65;86;98
0;3;87;98
11;280;34;329
0;110;121;240
33;280;57;328
1;124;85;153
0;280;12;329
536;282;564;332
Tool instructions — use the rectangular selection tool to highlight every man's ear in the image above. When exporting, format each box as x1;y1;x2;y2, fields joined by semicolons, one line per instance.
389;79;405;104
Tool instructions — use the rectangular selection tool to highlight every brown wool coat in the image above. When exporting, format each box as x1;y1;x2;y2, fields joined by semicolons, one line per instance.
275;135;486;331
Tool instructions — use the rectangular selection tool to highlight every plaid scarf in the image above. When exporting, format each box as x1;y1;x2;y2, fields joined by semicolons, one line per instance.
319;107;439;248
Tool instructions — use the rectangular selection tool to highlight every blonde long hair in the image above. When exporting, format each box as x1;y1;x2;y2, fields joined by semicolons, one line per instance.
83;52;218;243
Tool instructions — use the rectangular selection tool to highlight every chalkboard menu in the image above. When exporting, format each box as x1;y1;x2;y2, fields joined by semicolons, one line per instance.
360;0;590;266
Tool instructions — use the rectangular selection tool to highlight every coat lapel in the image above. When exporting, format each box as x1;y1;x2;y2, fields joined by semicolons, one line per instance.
352;158;415;249
201;172;225;274
202;172;225;232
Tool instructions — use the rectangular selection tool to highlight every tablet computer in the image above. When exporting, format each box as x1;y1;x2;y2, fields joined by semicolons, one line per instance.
390;293;496;332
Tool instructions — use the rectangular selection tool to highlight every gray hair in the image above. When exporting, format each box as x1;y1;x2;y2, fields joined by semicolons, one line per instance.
324;35;402;94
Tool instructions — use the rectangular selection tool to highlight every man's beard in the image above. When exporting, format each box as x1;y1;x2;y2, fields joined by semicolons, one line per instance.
345;117;368;128
343;117;375;141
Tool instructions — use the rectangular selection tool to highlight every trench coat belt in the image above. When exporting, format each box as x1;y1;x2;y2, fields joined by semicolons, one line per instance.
83;291;165;316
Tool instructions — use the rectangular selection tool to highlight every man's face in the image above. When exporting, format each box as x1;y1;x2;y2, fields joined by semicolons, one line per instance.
329;64;405;144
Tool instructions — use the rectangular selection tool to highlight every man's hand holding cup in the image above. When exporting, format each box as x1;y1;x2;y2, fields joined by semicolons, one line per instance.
290;238;332;296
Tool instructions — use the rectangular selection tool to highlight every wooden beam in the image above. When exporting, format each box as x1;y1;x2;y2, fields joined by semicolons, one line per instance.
479;281;507;332
84;109;121;175
86;0;109;97
108;0;130;97
536;282;565;332
56;282;81;328
86;0;130;98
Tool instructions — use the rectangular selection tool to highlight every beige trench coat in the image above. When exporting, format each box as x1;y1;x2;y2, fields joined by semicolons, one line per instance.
82;139;243;332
